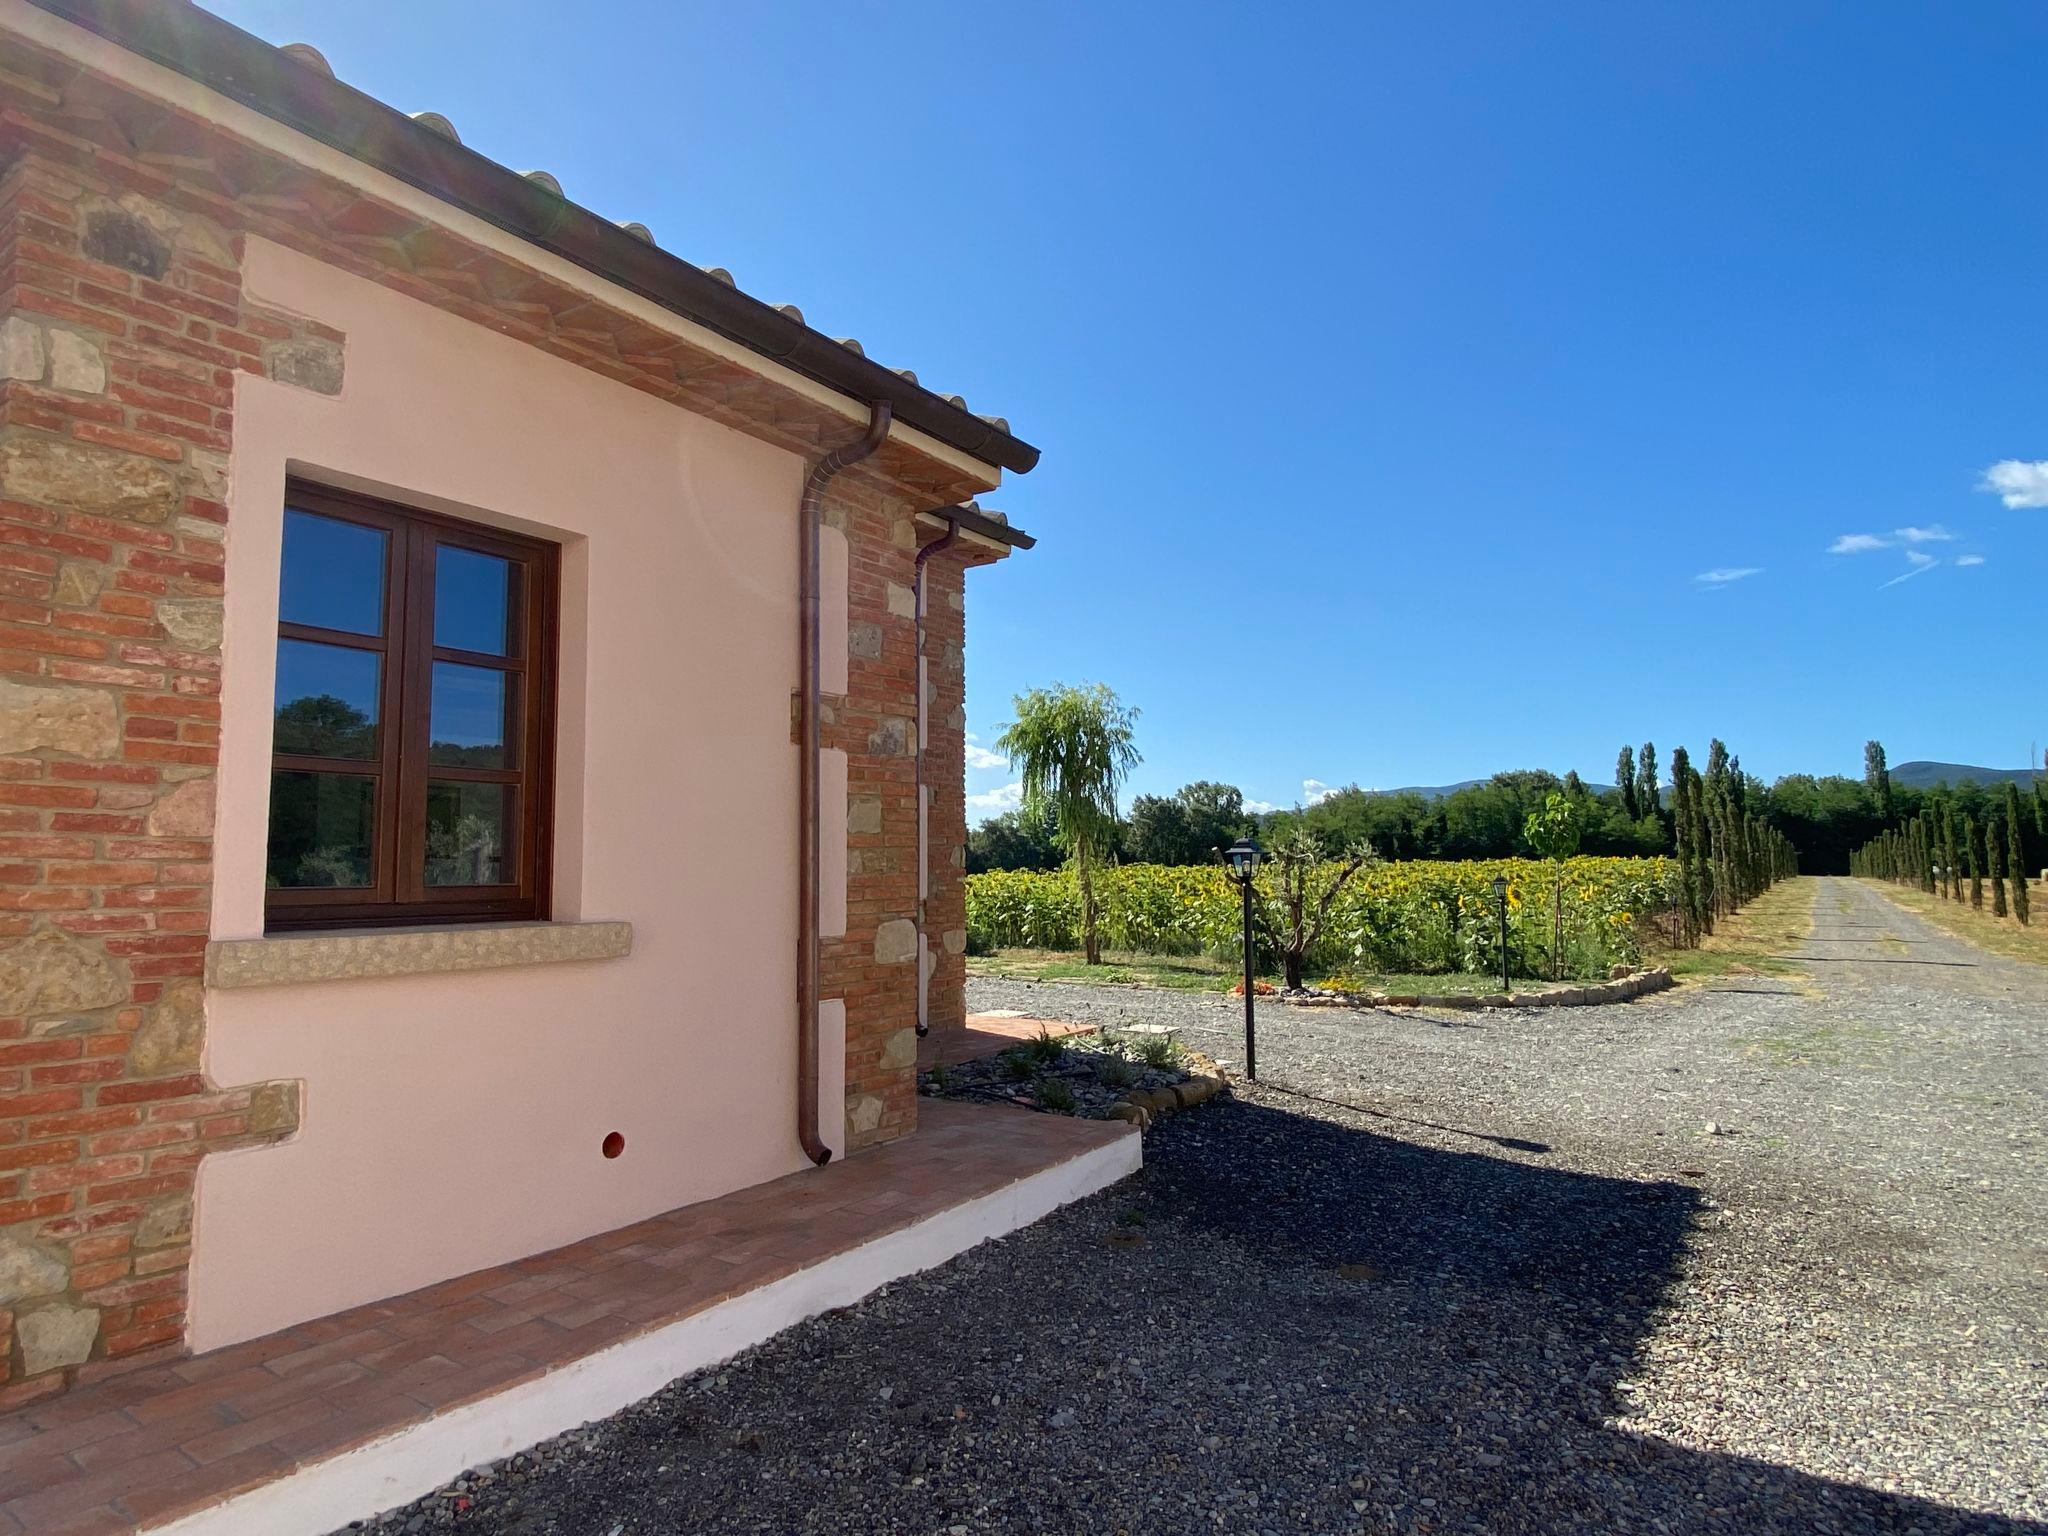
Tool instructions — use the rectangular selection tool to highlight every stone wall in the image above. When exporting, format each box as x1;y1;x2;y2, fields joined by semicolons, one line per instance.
814;481;989;1151
922;557;970;1052
0;155;307;1405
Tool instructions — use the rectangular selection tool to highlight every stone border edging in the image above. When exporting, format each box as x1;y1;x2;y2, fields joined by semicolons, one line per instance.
1106;1051;1229;1131
1280;966;1675;1013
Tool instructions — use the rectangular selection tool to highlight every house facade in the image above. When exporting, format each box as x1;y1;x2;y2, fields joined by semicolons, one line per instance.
0;0;1032;1402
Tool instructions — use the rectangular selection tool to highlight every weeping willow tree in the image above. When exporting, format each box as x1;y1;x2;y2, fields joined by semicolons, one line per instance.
995;683;1140;965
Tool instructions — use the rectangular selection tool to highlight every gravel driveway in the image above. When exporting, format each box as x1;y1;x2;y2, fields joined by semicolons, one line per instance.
350;877;2045;1535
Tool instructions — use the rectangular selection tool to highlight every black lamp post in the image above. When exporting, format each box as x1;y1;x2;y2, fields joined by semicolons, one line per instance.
1491;873;1510;995
1224;836;1262;1081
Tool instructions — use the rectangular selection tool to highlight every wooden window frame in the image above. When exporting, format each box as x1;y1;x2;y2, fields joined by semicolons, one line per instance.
266;481;558;932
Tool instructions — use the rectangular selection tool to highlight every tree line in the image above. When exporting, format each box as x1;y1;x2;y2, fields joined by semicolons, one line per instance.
1848;743;2037;926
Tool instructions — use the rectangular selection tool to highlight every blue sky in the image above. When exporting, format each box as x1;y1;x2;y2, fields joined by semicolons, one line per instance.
206;1;2048;816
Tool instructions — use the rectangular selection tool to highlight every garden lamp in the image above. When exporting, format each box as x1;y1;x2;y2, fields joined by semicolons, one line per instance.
1225;837;1261;1079
1491;874;1510;995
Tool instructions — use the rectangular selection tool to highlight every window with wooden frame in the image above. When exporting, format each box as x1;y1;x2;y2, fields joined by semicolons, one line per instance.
265;482;557;931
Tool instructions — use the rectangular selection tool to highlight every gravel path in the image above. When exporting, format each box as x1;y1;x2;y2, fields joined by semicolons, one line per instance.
349;877;2045;1535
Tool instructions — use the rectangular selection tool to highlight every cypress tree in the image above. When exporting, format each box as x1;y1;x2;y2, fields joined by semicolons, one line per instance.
1638;742;1659;817
1670;750;1697;943
1865;739;1892;825
1940;802;1960;901
2007;784;2031;926
1965;813;1983;909
1616;745;1639;821
2006;780;2034;884
1683;755;1713;935
1991;821;2008;917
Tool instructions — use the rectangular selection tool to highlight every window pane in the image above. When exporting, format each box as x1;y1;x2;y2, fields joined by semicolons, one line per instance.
275;639;380;759
267;771;375;889
428;662;514;768
281;509;386;635
425;781;515;887
434;545;518;656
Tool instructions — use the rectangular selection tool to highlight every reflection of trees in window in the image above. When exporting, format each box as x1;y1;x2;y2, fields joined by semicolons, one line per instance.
427;813;500;886
293;847;370;887
265;769;373;889
427;741;503;769
274;694;375;758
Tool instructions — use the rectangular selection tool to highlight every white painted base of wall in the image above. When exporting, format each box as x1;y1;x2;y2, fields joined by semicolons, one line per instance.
152;1130;1141;1536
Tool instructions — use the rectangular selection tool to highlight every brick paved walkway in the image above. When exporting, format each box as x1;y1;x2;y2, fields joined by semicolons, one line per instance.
0;1099;1129;1534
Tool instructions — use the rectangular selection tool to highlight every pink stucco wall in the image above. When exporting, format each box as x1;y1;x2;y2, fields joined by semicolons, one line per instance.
193;239;850;1349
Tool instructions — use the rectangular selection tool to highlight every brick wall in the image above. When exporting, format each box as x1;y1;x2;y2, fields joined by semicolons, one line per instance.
922;556;970;1047
821;478;921;1150
0;154;307;1405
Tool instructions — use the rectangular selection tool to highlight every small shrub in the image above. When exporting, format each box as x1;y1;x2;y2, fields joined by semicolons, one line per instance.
927;1061;949;1092
1026;1027;1066;1065
1034;1076;1078;1114
999;1048;1036;1081
1091;1052;1141;1089
1132;1031;1182;1071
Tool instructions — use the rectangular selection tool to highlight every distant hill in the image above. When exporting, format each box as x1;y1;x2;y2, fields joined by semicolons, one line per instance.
1889;761;2042;791
1362;779;1484;801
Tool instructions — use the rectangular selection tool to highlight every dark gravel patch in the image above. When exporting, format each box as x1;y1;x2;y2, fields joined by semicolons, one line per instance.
343;879;2045;1535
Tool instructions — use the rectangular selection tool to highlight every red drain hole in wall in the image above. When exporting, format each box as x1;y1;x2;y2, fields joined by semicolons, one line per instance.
602;1131;625;1160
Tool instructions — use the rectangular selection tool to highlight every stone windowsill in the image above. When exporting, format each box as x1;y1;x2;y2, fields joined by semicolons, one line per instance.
205;920;633;990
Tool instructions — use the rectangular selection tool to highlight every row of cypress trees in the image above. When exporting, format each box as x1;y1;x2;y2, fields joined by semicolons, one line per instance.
1849;781;2032;926
1665;737;1800;946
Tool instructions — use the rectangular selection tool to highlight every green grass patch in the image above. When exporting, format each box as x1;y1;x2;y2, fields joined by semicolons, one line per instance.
965;948;1592;995
1860;881;2048;969
1655;877;1816;983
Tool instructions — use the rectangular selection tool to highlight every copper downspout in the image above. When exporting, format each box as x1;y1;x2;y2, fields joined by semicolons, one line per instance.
912;514;963;1037
798;401;892;1165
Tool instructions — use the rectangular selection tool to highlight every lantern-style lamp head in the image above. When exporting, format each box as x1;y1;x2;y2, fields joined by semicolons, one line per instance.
1225;836;1262;878
1491;874;1509;899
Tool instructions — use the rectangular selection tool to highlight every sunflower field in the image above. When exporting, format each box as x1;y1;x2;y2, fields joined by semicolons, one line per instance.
966;857;1675;981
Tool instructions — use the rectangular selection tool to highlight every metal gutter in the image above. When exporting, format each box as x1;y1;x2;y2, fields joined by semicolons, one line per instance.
22;0;1041;477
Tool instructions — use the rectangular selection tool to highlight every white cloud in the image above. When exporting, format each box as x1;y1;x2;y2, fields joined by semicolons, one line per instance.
1829;533;1890;554
1956;554;1985;567
1302;779;1336;806
1243;799;1275;815
1905;549;1936;567
1894;524;1954;543
1694;567;1761;585
967;782;1022;818
1980;459;2048;509
964;743;1007;771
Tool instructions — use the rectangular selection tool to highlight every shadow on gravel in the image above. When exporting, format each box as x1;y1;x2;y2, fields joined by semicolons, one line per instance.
1781;954;1979;967
1259;1079;1554;1154
1139;1096;2042;1535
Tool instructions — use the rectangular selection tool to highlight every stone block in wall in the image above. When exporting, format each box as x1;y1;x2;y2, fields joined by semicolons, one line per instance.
47;329;105;393
0;677;120;759
0;927;125;1017
873;919;917;965
265;336;345;394
0;429;180;523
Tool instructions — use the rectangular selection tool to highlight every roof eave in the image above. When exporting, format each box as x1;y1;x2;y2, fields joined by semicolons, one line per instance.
23;0;1041;477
